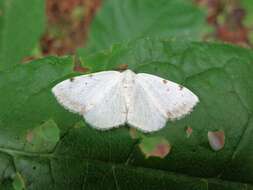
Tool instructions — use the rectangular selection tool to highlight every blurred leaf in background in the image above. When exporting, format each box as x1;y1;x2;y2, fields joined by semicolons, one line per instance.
79;0;209;55
0;0;45;71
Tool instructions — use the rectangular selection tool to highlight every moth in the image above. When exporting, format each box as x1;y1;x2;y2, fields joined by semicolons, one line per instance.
52;69;199;132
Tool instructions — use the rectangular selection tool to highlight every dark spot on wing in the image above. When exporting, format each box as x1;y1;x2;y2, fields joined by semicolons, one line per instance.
163;80;167;84
89;74;93;78
179;85;183;90
70;77;74;82
167;111;173;117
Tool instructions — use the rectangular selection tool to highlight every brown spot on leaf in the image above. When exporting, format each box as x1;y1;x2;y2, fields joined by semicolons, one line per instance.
21;56;38;63
140;138;171;159
185;127;193;138
208;130;225;151
150;142;171;158
129;128;138;139
25;120;60;152
163;80;167;84
117;64;128;71
130;130;171;159
74;65;89;73
73;56;89;73
26;131;33;143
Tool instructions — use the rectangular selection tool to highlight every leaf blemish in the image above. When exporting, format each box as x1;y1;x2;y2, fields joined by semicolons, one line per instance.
74;65;89;73
139;138;171;159
26;131;33;143
208;130;225;151
129;128;138;139
185;127;193;138
117;64;128;71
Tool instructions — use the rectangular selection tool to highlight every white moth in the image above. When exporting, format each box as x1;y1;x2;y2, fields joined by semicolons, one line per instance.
52;69;199;132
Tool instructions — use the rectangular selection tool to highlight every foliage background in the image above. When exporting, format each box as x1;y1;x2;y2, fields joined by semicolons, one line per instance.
0;0;253;189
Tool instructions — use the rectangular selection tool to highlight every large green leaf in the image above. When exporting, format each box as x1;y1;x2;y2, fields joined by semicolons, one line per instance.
0;0;45;71
81;0;208;54
1;39;253;189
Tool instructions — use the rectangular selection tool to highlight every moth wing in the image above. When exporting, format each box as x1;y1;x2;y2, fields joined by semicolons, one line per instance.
127;79;167;132
127;73;199;132
84;77;127;129
137;73;199;120
52;71;127;129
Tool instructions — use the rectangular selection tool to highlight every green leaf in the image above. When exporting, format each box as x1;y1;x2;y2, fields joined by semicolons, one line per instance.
25;119;60;153
0;56;79;150
12;172;25;190
0;0;45;71
1;39;253;189
80;0;208;54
